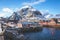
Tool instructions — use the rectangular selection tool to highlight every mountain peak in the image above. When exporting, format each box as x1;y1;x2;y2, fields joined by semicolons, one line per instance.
20;5;33;9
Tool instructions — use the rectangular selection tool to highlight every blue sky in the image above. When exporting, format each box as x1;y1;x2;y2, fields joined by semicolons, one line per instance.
0;0;60;17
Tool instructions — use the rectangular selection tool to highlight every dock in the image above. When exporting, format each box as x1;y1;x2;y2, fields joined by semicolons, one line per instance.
0;36;4;40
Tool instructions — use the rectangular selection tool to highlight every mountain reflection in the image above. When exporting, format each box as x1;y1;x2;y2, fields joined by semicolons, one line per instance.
22;27;60;40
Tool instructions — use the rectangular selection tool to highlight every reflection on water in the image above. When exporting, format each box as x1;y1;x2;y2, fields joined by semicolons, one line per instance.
23;27;60;40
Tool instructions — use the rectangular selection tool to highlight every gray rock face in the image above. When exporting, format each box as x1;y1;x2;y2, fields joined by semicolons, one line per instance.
18;5;42;19
9;5;50;21
9;12;22;21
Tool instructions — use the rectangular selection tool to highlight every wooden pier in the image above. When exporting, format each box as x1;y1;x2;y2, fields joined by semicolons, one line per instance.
0;36;4;40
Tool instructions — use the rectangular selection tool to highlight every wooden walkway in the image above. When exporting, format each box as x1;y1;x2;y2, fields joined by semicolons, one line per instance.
0;36;4;40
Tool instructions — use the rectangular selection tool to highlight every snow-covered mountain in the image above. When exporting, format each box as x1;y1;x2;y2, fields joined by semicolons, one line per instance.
9;5;52;21
54;14;60;18
41;11;53;18
9;12;22;20
44;14;53;18
17;5;43;19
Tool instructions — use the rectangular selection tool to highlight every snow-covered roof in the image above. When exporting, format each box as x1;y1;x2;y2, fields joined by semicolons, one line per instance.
21;22;37;24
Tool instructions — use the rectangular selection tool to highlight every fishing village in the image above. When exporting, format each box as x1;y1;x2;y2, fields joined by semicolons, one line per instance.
0;5;60;40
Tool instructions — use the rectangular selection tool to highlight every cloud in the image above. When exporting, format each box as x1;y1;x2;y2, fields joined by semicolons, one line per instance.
0;13;5;17
45;10;49;13
40;10;49;15
2;8;13;13
0;8;14;17
0;12;12;17
14;8;19;12
0;7;21;17
22;0;46;6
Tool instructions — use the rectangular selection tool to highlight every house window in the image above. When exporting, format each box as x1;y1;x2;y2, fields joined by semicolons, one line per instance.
58;19;60;22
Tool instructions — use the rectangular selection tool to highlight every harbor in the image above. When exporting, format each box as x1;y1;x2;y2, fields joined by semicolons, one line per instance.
3;26;60;40
0;21;60;40
0;1;60;40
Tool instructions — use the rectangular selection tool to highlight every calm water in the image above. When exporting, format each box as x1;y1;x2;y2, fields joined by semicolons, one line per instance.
23;27;60;40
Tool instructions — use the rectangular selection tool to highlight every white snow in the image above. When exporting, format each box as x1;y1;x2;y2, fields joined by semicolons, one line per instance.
29;8;36;11
20;5;32;10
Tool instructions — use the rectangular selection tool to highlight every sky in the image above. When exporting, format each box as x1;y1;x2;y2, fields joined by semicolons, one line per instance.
0;0;60;17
